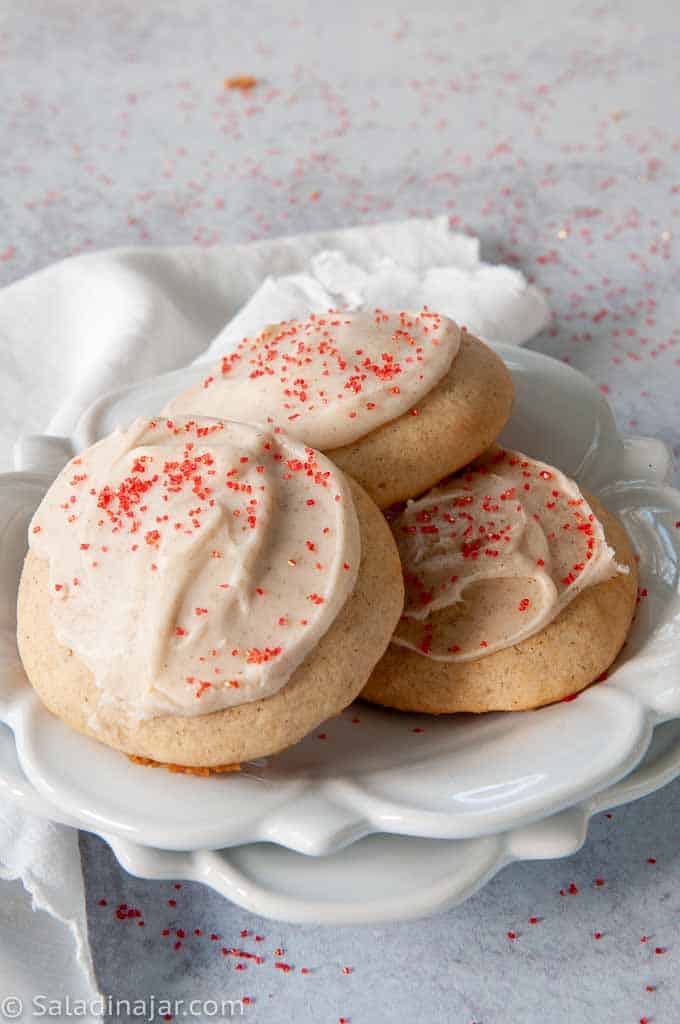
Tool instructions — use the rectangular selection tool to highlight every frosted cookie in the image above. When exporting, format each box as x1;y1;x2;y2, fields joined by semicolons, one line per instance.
362;447;638;713
17;416;403;766
164;310;514;508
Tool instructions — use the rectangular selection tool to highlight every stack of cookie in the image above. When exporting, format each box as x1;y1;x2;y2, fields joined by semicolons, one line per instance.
17;311;637;771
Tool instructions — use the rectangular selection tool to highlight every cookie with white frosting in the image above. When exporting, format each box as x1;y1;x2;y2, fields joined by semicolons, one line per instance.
362;447;638;712
164;311;514;508
17;416;404;766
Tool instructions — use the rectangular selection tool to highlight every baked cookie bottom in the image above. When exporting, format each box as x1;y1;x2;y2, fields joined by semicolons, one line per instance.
17;479;404;767
127;755;240;776
361;498;638;714
328;333;514;509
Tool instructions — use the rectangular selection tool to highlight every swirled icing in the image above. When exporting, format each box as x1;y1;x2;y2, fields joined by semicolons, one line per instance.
29;417;360;719
391;447;626;661
163;310;460;449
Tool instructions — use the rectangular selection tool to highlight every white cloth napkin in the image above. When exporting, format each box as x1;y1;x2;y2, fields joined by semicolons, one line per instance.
0;215;548;1000
0;815;100;1021
0;215;548;463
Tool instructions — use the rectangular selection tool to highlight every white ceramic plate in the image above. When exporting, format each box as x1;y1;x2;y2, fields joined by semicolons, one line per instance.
2;345;680;855
0;713;679;924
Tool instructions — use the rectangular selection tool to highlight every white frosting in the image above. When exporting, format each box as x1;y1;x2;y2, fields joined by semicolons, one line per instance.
391;447;626;661
29;417;360;719
164;310;460;449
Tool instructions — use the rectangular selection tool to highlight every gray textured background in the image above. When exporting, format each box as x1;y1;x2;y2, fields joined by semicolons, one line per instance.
2;0;679;1020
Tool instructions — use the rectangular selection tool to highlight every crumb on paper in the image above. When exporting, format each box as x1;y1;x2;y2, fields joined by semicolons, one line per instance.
224;75;258;91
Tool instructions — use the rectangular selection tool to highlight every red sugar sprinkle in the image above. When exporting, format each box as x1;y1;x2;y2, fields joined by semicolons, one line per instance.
342;966;353;974
593;931;603;940
317;733;328;740
210;934;220;941
528;916;539;925
568;883;579;895
246;645;282;664
98;898;107;907
300;967;310;975
412;727;424;734
647;857;657;864
275;962;291;972
507;931;517;941
654;947;666;955
167;899;176;907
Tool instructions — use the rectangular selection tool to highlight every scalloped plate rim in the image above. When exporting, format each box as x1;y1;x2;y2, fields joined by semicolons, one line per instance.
1;717;679;925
